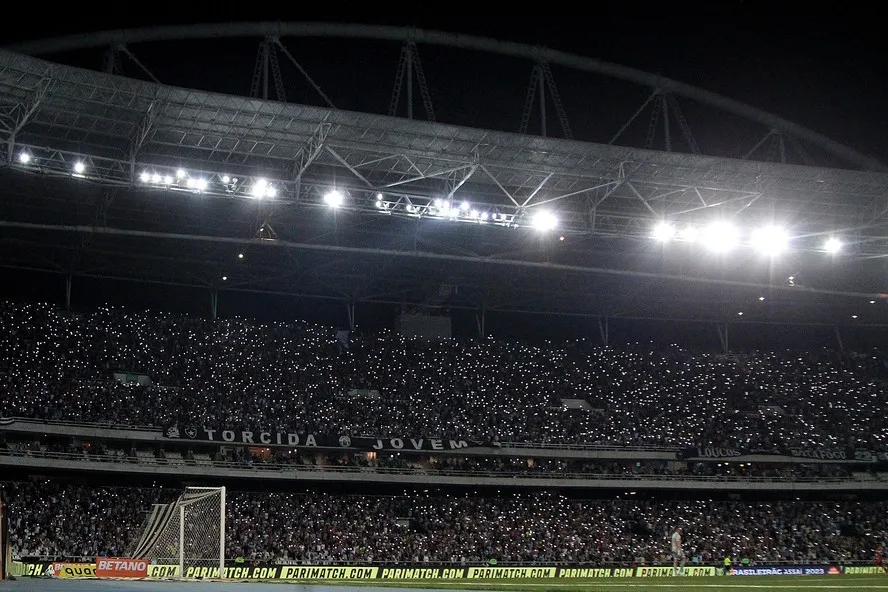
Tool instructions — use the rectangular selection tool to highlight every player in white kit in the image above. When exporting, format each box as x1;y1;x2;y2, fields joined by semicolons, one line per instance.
671;527;686;575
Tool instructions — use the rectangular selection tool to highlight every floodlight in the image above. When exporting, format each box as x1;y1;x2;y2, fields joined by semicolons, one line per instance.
18;152;30;164
652;222;675;241
701;221;739;253
195;179;208;191
221;175;231;184
152;173;162;184
532;211;557;231
823;237;842;254
163;176;173;185
73;162;85;174
750;226;789;256
176;169;186;179
251;179;268;198
139;171;150;183
323;190;344;207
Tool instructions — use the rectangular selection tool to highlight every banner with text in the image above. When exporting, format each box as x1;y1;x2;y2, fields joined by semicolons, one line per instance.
13;561;872;580
728;565;841;576
162;425;480;452
679;445;888;463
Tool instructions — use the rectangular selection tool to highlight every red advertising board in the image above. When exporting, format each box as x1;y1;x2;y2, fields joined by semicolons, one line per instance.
95;558;149;578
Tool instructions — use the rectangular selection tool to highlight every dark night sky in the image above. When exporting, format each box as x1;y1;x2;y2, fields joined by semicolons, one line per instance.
3;4;887;347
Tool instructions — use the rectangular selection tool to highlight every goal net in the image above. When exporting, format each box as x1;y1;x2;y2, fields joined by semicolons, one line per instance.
127;486;225;579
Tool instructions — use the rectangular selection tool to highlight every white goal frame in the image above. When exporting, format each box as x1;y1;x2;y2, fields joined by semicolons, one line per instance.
128;485;226;578
179;486;225;577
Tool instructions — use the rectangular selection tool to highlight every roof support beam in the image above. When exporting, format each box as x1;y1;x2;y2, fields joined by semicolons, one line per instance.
7;22;882;170
1;74;50;164
0;219;883;301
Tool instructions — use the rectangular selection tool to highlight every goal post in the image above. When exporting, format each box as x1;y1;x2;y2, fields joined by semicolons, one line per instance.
0;490;7;580
127;486;225;579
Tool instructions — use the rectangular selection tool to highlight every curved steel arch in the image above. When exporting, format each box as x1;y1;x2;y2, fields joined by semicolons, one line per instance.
6;22;884;172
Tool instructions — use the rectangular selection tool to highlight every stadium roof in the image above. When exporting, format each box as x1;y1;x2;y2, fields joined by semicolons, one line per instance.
1;36;888;327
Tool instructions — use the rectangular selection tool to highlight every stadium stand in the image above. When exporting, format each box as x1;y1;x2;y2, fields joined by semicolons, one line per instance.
1;301;887;450
2;301;888;570
2;481;887;565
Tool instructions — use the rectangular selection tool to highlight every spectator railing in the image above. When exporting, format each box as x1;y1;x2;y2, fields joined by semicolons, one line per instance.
0;418;681;452
0;448;869;484
499;441;681;452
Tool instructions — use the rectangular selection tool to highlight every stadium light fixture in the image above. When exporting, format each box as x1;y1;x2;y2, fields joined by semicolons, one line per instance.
652;222;676;241
532;210;557;231
72;161;85;174
251;179;276;199
187;178;208;191
139;171;150;183
18;152;30;164
176;169;187;179
750;226;789;256
324;190;344;207
701;221;739;253
823;237;842;254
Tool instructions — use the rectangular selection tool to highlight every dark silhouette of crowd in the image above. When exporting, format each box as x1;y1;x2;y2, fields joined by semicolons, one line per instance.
2;481;885;565
1;301;887;449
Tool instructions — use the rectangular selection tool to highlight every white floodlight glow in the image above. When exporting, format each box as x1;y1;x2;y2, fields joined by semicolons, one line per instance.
470;210;479;219
163;176;173;185
701;221;739;253
73;162;85;174
751;226;790;256
186;178;197;188
323;190;344;207
375;199;383;208
481;212;489;221
652;221;676;241
139;171;150;183
221;175;231;184
532;210;558;231
434;199;444;208
176;169;186;179
460;201;469;210
678;225;698;243
251;179;268;198
152;173;162;184
266;186;277;198
195;179;208;191
824;237;842;253
376;193;383;199
18;152;31;164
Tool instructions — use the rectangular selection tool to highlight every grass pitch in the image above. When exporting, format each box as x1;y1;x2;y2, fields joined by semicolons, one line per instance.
302;574;888;591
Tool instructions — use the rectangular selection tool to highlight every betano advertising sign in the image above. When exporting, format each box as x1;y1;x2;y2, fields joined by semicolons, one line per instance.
9;561;860;580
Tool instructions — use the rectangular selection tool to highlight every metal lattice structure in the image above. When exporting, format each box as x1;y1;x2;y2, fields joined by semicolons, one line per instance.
0;25;887;329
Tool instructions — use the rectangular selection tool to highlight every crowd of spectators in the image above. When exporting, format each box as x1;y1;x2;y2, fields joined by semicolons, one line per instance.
3;480;886;565
1;301;887;449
